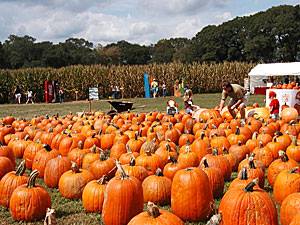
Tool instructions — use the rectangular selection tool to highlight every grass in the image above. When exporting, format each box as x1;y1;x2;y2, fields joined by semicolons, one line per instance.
0;93;265;119
0;93;267;225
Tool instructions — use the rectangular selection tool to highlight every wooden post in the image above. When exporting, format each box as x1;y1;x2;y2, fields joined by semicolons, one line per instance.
89;100;92;112
75;91;78;101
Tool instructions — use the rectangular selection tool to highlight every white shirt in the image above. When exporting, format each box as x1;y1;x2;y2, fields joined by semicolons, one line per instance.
28;91;33;98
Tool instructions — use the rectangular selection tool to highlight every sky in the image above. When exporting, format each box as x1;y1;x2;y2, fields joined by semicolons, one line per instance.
0;0;299;46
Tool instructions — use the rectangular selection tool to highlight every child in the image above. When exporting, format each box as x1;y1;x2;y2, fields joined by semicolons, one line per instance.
162;82;167;97
183;89;199;114
26;90;34;104
269;91;279;119
167;99;178;116
151;79;159;98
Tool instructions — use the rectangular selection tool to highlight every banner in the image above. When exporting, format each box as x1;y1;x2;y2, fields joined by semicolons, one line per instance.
266;89;300;113
144;73;150;98
89;87;99;100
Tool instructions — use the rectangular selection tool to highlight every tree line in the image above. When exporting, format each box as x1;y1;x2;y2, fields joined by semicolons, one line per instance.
0;5;299;69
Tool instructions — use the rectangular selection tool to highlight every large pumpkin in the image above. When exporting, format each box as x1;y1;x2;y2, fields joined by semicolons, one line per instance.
0;160;28;208
281;107;298;123
44;155;71;188
58;162;94;199
9;170;51;221
219;179;278;225
89;152;116;179
280;193;300;225
273;167;300;204
142;168;172;205
82;176;107;213
23;141;43;169
267;151;298;187
128;202;184;225
102;161;143;225
171;167;213;222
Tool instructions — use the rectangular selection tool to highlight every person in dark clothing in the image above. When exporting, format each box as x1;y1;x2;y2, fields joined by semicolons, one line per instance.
14;86;22;104
58;87;64;103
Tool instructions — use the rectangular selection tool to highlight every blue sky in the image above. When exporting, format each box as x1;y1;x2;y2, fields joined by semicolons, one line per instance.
0;0;298;46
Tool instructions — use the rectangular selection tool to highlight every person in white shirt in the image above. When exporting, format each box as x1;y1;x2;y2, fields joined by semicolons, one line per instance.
26;90;34;104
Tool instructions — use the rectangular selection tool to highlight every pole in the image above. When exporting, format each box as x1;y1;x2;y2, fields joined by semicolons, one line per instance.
89;100;92;112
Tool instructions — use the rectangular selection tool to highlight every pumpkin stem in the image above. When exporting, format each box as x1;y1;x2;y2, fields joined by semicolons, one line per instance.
116;160;129;179
126;145;133;153
203;158;209;168
71;162;80;173
97;176;108;185
248;156;256;169
212;148;218;156
240;167;248;180
290;167;299;174
292;136;298;146
185;145;191;153
235;127;240;135
134;132;138;140
78;141;84;149
100;152;107;161
279;151;288;162
243;179;258;192
155;168;163;176
24;134;30;141
129;156;136;166
43;144;52;152
252;132;258;140
222;147;229;154
169;156;177;164
165;144;171;152
27;170;39;188
200;132;206;140
16;160;26;176
147;202;160;218
238;140;242;146
258;141;263;148
91;145;97;153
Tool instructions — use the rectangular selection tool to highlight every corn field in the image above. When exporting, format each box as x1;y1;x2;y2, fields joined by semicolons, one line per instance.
0;62;255;103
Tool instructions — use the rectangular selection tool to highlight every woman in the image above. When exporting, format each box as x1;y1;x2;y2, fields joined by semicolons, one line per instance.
174;80;181;97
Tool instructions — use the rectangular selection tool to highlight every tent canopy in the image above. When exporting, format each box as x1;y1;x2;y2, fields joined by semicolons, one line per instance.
248;62;300;93
249;62;300;76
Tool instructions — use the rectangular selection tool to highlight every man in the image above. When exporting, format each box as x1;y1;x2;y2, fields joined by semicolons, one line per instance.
218;81;247;121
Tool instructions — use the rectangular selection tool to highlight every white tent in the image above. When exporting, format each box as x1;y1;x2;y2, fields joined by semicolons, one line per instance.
248;62;300;93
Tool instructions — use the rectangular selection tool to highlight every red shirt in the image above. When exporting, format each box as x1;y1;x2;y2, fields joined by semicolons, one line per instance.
269;99;279;114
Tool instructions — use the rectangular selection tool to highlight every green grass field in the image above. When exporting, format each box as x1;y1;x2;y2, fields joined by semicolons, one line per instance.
0;93;267;225
0;93;265;119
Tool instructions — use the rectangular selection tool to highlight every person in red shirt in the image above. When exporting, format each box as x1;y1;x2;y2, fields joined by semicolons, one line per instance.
269;91;280;119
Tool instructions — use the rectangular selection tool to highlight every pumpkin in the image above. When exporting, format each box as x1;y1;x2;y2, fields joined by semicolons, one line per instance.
102;161;143;225
190;135;210;161
267;151;298;186
136;150;162;175
82;145;100;170
44;155;71;188
201;149;232;181
223;148;239;172
32;144;59;178
58;162;94;199
116;157;148;182
110;142;127;159
229;141;249;162
128;202;184;225
280;193;300;225
0;144;15;167
83;134;100;148
23;141;43;169
67;141;90;168
210;136;231;153
126;132;144;153
82;176;107;213
0;160;28;208
163;156;183;180
287;136;300;162
281;107;298;123
227;127;246;145
201;158;224;198
119;146;140;165
171;167;213;222
164;123;180;144
290;214;300;225
9;170;51;221
155;143;178;167
89;152;116;179
273;167;300;204
253;141;275;167
142;168;172;205
100;133;115;150
245;132;259;152
10;136;30;158
0;156;14;179
178;144;200;168
219;179;278;225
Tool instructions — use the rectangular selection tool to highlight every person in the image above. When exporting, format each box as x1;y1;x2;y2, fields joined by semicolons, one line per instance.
58;87;64;103
269;91;280;119
267;76;274;88
296;76;300;86
166;99;178;115
183;89;199;114
151;78;159;98
26;89;34;104
218;81;247;121
179;79;184;96
111;85;116;99
115;85;120;99
174;80;181;97
14;86;21;104
283;76;289;84
162;82;167;97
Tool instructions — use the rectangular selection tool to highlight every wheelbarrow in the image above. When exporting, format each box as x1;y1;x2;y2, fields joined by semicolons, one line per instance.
107;100;133;114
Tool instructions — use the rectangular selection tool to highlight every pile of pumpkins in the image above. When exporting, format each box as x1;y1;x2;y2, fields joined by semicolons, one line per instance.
0;106;300;225
272;82;300;90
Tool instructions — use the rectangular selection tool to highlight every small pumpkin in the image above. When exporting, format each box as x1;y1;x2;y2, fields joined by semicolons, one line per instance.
89;152;116;179
0;156;14;179
142;168;172;205
163;156;183;180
